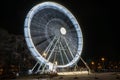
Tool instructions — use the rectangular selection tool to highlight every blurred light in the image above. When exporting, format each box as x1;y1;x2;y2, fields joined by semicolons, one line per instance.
91;61;95;65
60;27;66;35
58;71;89;75
101;57;105;61
42;52;47;57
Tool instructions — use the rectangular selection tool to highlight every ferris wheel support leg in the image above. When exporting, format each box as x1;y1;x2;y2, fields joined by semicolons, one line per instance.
80;57;91;73
31;61;39;72
28;61;39;74
41;64;47;73
48;64;57;73
36;62;43;73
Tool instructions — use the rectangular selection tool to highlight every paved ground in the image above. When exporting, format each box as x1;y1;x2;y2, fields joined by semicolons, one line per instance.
17;72;120;80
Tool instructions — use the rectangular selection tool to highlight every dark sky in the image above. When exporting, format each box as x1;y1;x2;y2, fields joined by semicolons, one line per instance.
0;0;119;61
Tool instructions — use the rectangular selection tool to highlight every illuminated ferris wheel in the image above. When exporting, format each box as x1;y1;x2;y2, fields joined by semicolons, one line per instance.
24;2;83;73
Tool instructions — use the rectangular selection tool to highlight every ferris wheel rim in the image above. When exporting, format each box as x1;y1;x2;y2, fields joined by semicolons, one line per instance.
24;1;83;68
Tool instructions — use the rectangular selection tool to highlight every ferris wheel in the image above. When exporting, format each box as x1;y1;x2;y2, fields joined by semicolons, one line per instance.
24;2;83;72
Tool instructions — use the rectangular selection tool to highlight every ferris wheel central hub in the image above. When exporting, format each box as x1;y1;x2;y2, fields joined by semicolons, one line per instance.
60;27;66;35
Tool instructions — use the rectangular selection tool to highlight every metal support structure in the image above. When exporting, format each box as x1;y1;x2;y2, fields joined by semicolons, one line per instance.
36;62;43;73
29;35;90;74
63;36;74;59
42;36;57;58
28;61;43;74
80;57;91;73
60;41;70;63
31;61;39;72
59;44;65;65
47;36;60;61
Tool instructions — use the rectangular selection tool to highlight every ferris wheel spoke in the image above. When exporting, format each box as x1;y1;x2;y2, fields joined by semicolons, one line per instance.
31;27;45;32
35;37;53;51
30;27;42;31
53;52;57;64
66;36;82;53
62;36;75;59
32;34;54;40
33;33;54;46
35;39;47;47
31;23;53;33
59;41;70;64
31;22;45;29
59;44;65;65
32;15;49;26
66;34;77;41
66;35;77;43
31;33;46;37
42;36;57;58
67;29;76;33
47;36;60;61
65;37;78;54
30;29;46;34
65;38;77;57
31;28;53;37
36;41;48;53
33;36;51;47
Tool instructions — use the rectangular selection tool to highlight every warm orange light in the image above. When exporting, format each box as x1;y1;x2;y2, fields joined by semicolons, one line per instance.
101;57;105;61
91;61;95;65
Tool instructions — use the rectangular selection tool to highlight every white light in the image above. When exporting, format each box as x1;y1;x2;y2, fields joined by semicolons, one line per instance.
42;53;47;57
60;27;66;35
58;71;89;75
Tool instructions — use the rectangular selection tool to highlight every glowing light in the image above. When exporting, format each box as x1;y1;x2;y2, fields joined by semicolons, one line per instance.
58;71;89;75
60;27;66;35
91;61;95;65
42;53;47;57
101;58;105;61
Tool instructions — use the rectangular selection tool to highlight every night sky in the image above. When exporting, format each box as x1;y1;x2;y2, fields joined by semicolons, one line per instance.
0;0;119;61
